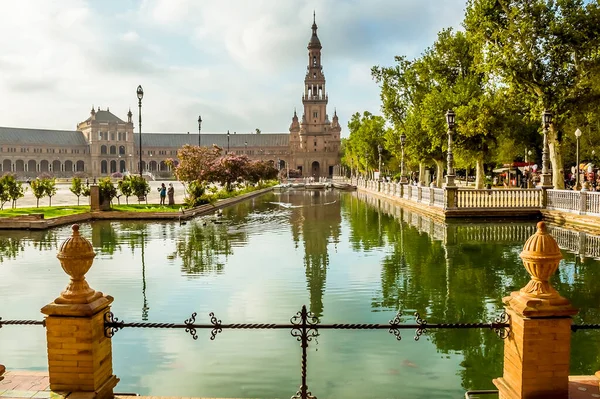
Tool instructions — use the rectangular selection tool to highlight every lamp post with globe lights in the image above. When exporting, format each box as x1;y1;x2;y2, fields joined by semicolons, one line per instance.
575;128;582;190
377;144;383;181
400;133;407;183
445;109;456;187
137;85;144;178
227;130;230;154
541;110;553;188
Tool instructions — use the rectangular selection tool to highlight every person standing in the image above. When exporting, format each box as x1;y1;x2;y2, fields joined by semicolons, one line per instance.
159;183;166;205
167;183;175;205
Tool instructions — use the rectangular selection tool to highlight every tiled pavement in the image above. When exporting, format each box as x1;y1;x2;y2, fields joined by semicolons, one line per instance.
1;369;599;398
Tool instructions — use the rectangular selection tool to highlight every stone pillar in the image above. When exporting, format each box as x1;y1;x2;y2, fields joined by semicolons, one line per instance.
494;222;577;399
89;185;100;211
41;225;119;399
445;186;458;209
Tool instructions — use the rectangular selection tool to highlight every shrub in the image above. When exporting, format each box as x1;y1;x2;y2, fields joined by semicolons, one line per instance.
1;173;24;209
129;176;151;203
98;177;117;206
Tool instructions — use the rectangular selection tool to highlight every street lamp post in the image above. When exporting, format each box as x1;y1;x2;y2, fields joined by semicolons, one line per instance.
137;85;144;178
527;150;533;188
400;133;407;183
575;128;582;190
541;110;553;187
227;130;230;154
377;144;382;181
445;109;456;187
198;115;202;147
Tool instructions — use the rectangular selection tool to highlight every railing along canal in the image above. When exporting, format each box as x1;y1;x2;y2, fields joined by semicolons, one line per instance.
348;177;600;216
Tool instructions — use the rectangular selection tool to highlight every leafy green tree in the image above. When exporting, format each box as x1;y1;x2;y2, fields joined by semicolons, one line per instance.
70;177;84;206
1;174;24;209
464;0;600;189
30;179;47;208
98;177;117;207
45;179;57;206
118;177;134;205
129;176;150;204
0;180;9;210
344;111;388;177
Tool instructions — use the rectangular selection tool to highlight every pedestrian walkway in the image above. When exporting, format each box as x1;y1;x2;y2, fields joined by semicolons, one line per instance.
7;181;187;208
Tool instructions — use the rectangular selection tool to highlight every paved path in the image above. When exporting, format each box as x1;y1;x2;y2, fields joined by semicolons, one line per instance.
9;181;188;208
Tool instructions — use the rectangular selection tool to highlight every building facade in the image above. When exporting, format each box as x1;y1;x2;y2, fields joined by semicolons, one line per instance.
0;16;340;179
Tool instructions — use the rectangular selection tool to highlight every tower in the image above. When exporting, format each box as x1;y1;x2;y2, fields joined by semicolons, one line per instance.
289;12;341;178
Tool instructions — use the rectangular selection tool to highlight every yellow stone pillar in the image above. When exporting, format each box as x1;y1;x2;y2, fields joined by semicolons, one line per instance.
41;224;119;399
494;221;577;399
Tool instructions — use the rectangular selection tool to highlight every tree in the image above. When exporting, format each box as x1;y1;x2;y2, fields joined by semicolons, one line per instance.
129;176;150;204
0;180;9;210
118;177;134;205
45;179;57;206
70;177;84;206
465;0;600;189
343;111;388;177
169;145;222;184
98;177;117;207
30;179;46;208
1;174;24;209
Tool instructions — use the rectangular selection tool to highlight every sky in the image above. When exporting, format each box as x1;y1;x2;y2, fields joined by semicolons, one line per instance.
0;0;466;136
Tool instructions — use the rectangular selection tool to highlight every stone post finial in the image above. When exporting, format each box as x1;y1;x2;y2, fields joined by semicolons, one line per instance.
42;224;112;316
504;221;576;317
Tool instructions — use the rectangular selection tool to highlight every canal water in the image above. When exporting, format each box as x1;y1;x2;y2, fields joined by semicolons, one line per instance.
1;190;600;399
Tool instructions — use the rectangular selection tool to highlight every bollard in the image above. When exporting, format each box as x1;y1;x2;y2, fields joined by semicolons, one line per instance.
494;221;577;399
41;224;118;399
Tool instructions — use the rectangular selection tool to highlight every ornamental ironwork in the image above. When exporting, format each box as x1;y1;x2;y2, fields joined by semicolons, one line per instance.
103;305;510;399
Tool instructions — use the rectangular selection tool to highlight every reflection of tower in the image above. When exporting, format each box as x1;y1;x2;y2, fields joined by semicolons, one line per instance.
141;232;149;321
290;190;341;317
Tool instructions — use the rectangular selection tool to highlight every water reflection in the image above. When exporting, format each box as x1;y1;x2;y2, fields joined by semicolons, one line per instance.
2;191;600;397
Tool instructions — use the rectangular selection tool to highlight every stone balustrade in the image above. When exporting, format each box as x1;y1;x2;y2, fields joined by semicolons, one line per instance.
348;177;600;218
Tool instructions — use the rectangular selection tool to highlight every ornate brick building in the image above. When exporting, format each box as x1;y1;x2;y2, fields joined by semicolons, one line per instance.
0;15;340;179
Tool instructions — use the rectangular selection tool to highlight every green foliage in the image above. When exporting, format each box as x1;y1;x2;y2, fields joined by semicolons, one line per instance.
118;177;134;205
0;206;89;219
128;176;151;203
45;179;57;206
183;180;208;208
98;177;117;206
30;179;47;208
70;177;84;206
0;174;24;209
342;111;389;175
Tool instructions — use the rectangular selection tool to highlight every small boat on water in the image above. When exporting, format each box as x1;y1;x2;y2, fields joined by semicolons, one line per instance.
332;182;357;191
305;182;326;189
291;183;305;188
273;183;292;191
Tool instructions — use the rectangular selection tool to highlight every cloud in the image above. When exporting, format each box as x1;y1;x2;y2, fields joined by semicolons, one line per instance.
0;0;467;135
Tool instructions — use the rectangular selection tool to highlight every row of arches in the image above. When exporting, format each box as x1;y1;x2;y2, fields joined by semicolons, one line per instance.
1;159;85;173
98;159;173;174
100;145;127;155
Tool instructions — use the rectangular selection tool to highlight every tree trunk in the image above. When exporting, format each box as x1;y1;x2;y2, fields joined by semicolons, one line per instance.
36;198;39;208
418;162;426;186
433;159;445;188
548;125;565;189
49;197;52;207
475;156;486;189
77;196;80;206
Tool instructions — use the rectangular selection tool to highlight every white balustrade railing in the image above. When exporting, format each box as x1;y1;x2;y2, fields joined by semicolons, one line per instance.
456;189;541;208
547;190;580;212
432;188;445;208
585;192;600;215
351;179;600;217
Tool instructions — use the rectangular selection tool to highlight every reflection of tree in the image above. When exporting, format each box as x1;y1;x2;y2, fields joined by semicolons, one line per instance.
288;190;342;318
173;222;235;276
345;196;558;390
91;222;120;255
0;236;24;262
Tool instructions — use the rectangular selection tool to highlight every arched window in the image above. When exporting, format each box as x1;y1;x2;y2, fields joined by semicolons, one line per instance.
109;145;116;155
101;160;108;174
313;56;316;66
119;145;125;155
100;145;107;155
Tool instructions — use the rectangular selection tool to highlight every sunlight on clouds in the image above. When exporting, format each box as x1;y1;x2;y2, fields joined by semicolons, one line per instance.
0;0;466;134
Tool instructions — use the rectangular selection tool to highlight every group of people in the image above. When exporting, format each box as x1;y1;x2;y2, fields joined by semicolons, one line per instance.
158;183;175;205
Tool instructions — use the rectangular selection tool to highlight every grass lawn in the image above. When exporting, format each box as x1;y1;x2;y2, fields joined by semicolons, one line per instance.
0;206;90;219
110;204;182;212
